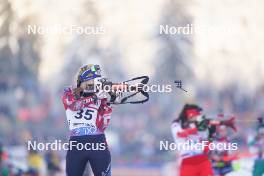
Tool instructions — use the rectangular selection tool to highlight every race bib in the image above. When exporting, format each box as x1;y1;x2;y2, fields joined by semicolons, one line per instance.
66;106;98;132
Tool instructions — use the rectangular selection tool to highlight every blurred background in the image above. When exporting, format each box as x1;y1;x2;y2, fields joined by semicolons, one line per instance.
0;0;264;175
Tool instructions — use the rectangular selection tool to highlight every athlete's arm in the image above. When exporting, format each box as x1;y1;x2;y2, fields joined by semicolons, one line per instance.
61;87;83;110
96;98;113;131
208;117;236;131
171;121;198;138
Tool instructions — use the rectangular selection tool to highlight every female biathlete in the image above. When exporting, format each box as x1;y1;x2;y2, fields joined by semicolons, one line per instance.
62;64;114;176
171;104;236;176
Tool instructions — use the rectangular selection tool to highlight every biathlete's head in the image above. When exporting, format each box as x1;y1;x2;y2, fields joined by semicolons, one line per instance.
178;104;204;127
76;64;101;94
215;114;228;137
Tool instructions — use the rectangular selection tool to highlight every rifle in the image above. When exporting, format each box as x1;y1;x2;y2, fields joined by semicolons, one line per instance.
97;76;150;105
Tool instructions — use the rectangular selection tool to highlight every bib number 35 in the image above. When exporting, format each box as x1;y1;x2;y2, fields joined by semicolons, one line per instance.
74;109;95;120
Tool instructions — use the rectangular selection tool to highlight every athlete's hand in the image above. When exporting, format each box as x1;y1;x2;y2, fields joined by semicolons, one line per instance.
106;91;124;104
196;119;209;131
73;87;83;100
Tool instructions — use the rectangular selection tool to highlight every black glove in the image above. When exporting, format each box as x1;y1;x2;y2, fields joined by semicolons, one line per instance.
196;119;209;131
108;91;117;103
